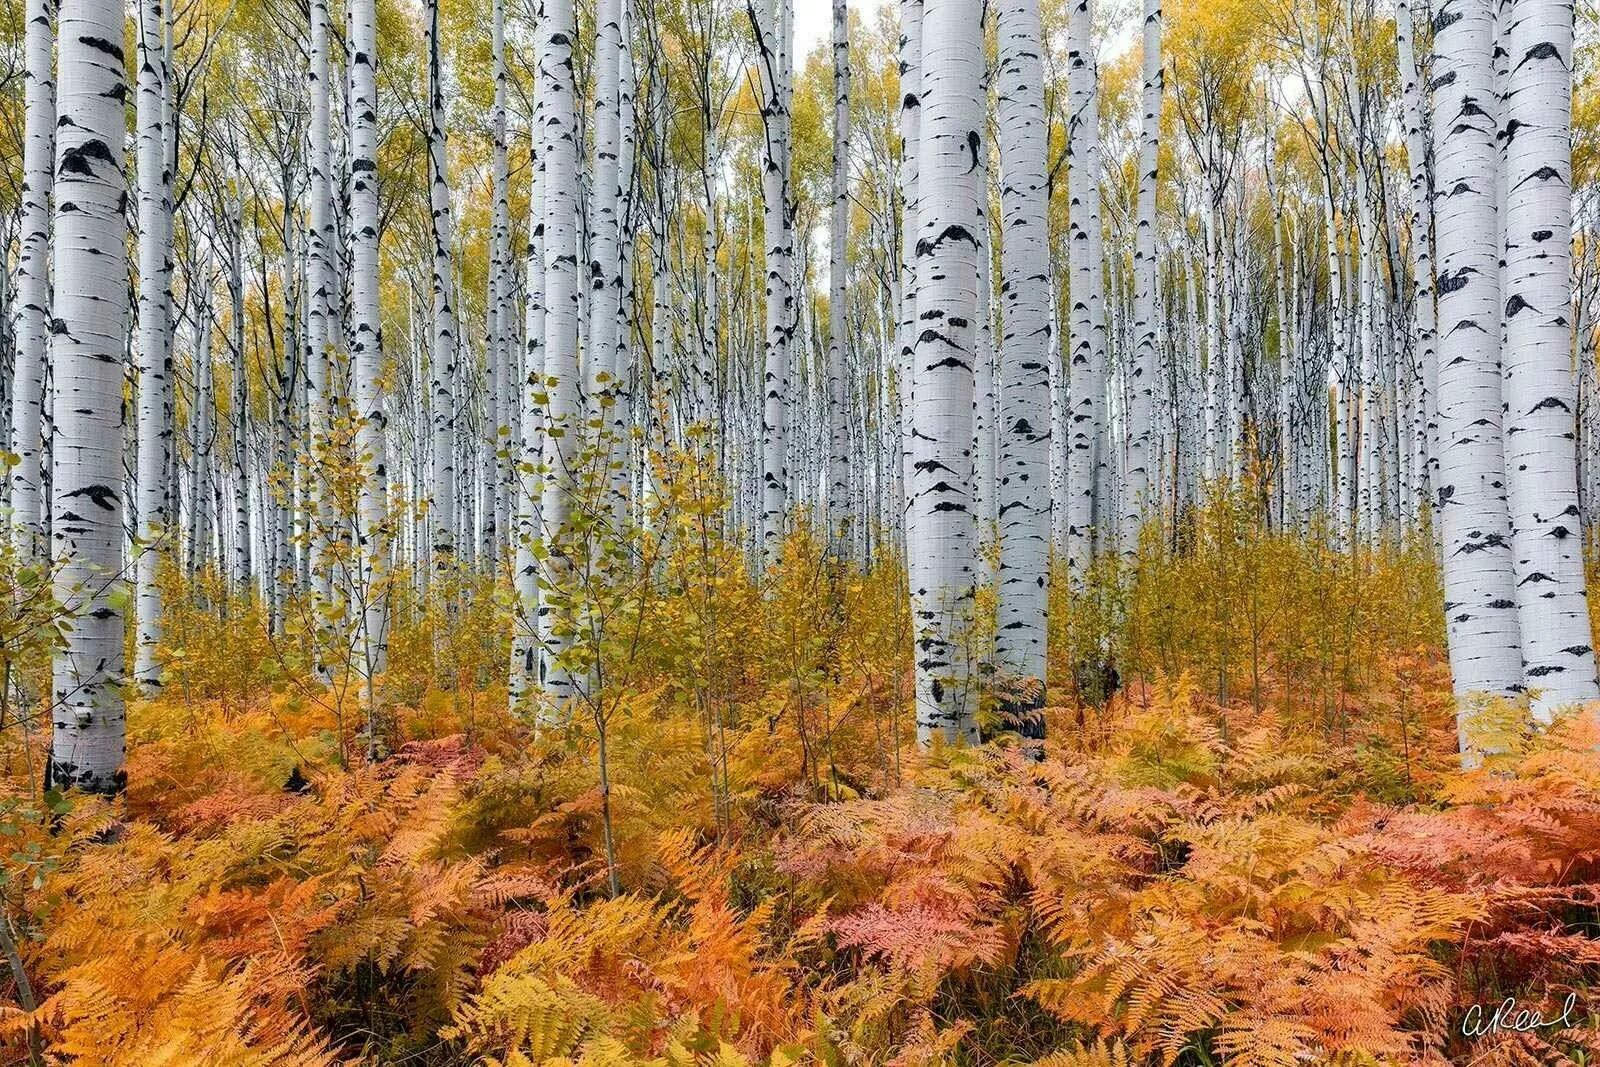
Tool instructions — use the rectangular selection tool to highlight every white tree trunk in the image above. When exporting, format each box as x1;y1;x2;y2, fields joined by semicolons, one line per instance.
1501;0;1598;718
488;0;511;563
50;0;129;794
1123;0;1161;549
305;0;336;613
133;0;173;692
1432;0;1525;743
512;103;547;713
1396;0;1439;501
539;0;583;711
11;0;53;562
896;0;923;554
1065;0;1106;582
350;0;389;694
428;0;457;574
827;0;851;555
909;0;983;746
751;0;793;566
995;0;1051;734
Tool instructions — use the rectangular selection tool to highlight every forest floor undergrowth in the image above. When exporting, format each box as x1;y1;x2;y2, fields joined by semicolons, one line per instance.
1;532;1599;1066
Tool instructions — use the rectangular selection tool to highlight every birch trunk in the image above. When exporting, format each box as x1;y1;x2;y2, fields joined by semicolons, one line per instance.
1432;0;1525;744
305;0;335;611
1065;0;1106;582
909;0;983;746
827;0;851;555
50;0;129;794
1123;0;1161;549
428;0;457;574
539;0;583;712
11;0;52;561
751;0;793;566
133;0;173;691
1500;0;1598;717
995;0;1051;734
350;0;390;697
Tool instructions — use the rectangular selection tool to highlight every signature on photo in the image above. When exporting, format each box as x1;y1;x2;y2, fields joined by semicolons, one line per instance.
1461;993;1582;1039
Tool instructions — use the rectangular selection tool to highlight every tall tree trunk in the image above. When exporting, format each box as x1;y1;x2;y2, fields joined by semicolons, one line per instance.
511;111;546;714
489;0;511;564
10;0;53;560
751;0;793;567
1501;0;1598;718
591;0;627;525
1396;0;1439;504
995;0;1051;735
427;0;457;577
305;0;336;616
133;0;173;692
909;0;983;746
1065;0;1105;582
1123;0;1161;549
350;0;390;715
539;0;583;713
1432;0;1525;748
827;0;851;556
897;0;923;554
49;0;129;795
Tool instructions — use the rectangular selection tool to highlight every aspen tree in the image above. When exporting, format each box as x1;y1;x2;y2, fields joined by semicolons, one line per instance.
134;0;175;692
1432;0;1525;744
1500;0;1599;717
49;0;130;794
995;0;1052;734
10;0;53;560
909;0;984;746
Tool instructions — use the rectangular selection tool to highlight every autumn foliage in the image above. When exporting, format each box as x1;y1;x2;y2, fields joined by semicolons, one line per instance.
0;505;1598;1065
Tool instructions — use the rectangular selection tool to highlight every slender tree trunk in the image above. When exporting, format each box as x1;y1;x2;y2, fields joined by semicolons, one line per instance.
305;0;336;617
1065;0;1106;582
350;0;390;718
1123;0;1161;549
751;0;793;567
827;0;851;556
10;0;53;561
539;0;583;714
427;0;458;580
133;0;173;692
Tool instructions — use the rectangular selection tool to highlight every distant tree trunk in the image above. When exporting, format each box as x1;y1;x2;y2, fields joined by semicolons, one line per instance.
827;0;851;556
909;0;983;746
488;0;511;564
305;0;336;613
1396;0;1438;499
1431;0;1524;747
1123;0;1161;549
427;0;458;578
511;119;546;714
896;0;923;554
49;0;129;795
1065;0;1105;584
1500;0;1598;718
750;0;793;567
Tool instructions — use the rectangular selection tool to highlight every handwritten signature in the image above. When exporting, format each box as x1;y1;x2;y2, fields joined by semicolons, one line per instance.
1461;993;1582;1038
